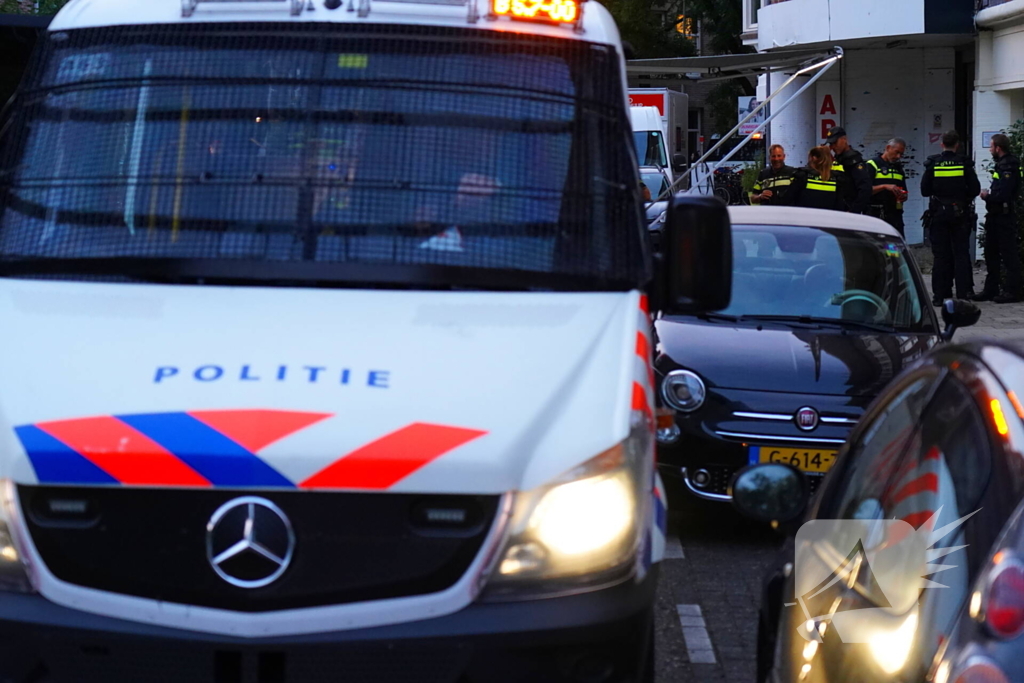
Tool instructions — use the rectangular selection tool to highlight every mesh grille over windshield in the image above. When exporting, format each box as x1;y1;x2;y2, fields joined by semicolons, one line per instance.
0;23;648;290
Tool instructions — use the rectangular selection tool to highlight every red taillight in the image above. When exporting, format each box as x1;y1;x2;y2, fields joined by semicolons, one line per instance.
986;561;1024;638
954;660;1010;683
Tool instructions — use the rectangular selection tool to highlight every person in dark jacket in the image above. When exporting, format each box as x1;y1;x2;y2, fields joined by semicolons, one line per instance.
826;126;873;214
974;133;1023;303
784;146;841;211
920;130;981;304
867;138;909;236
750;144;796;205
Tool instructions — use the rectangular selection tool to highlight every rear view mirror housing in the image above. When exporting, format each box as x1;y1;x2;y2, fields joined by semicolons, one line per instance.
940;299;981;341
730;463;810;527
652;194;732;314
671;153;687;173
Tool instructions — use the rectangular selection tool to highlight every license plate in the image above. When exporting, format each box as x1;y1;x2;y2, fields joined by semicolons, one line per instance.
749;446;837;474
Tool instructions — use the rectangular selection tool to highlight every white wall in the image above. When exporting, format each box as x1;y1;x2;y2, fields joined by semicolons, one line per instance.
758;0;925;51
757;0;829;51
766;47;956;244
768;73;830;172
843;48;956;244
974;18;1024;203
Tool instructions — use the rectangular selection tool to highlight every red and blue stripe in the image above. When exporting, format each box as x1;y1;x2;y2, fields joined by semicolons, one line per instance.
15;410;486;490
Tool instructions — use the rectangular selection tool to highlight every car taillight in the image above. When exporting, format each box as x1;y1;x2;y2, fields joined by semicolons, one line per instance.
954;660;1010;683
985;560;1024;639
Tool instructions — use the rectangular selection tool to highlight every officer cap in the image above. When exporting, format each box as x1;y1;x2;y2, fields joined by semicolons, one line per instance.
825;126;847;144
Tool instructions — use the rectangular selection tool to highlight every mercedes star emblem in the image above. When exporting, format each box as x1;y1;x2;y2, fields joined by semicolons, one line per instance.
206;496;295;589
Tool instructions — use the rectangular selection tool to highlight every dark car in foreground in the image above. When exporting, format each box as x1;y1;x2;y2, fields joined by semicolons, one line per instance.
733;335;1024;683
653;206;976;504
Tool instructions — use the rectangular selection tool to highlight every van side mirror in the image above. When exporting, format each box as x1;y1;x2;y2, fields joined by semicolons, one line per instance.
940;299;981;341
652;194;732;313
671;153;687;173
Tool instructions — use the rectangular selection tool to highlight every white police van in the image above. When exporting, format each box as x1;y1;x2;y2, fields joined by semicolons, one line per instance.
0;0;730;680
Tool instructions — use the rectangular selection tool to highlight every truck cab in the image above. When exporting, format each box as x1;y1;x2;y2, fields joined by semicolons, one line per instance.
628;88;688;190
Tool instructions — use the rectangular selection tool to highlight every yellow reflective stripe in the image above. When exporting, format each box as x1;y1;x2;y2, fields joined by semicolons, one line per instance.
934;169;965;177
994;172;1001;179
807;181;837;192
831;164;844;172
867;160;880;171
874;172;903;180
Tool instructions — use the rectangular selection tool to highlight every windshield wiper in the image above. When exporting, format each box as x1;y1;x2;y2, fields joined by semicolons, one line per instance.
740;315;896;334
693;312;742;323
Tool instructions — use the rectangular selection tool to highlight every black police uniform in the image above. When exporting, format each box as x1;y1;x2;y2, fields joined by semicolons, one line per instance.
920;150;981;302
979;153;1023;301
752;165;796;206
783;168;841;211
867;155;908;236
832;149;873;214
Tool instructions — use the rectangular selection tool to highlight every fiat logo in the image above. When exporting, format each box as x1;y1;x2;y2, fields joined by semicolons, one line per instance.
795;407;819;432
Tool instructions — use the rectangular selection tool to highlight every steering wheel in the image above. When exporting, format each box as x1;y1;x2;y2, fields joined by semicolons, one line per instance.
828;289;891;320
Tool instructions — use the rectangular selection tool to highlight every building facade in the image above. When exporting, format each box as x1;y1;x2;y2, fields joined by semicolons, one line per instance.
743;0;977;244
976;1;1024;165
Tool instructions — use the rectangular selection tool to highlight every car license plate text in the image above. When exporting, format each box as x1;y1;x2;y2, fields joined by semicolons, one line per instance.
753;447;837;474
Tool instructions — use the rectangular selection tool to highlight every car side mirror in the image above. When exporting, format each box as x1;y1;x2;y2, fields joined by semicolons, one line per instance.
652;194;732;313
672;153;687;173
730;463;809;526
940;299;981;341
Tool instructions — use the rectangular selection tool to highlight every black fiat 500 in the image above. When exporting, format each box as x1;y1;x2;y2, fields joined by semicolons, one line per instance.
653;207;977;503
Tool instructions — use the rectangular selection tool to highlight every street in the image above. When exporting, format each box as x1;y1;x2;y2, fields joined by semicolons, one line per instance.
654;496;781;683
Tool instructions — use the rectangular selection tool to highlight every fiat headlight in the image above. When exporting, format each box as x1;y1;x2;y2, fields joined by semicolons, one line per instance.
0;481;33;593
661;369;706;412
482;422;651;599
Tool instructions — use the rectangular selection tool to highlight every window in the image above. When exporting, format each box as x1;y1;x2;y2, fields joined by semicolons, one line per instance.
0;24;648;290
824;372;939;524
742;0;760;33
725;225;935;333
633;131;668;167
675;15;699;40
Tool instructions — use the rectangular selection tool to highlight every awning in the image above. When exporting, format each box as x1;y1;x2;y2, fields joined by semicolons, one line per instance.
627;47;840;77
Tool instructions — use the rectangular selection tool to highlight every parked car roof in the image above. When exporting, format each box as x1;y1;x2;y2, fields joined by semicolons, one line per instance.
727;206;902;238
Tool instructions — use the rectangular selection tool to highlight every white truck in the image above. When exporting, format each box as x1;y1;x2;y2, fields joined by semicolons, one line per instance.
628;88;689;187
0;0;732;680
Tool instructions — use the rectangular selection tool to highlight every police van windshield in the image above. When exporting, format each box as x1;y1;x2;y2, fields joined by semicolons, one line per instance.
0;24;647;291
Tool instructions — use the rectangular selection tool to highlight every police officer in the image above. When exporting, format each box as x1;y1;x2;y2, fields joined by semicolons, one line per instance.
751;144;796;205
974;133;1023;304
920;130;980;305
783;146;841;211
867;138;909;236
826;126;873;214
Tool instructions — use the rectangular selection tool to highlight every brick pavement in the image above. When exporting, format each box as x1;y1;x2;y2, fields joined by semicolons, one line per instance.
925;264;1024;343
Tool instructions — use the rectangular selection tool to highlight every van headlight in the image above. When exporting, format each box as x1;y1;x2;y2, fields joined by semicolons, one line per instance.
481;422;651;600
661;369;705;412
0;481;33;593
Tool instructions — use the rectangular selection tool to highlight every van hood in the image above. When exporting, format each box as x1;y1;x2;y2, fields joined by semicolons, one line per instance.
656;317;939;397
0;280;642;494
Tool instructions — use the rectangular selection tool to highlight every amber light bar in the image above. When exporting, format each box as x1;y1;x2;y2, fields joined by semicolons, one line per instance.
493;0;580;23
